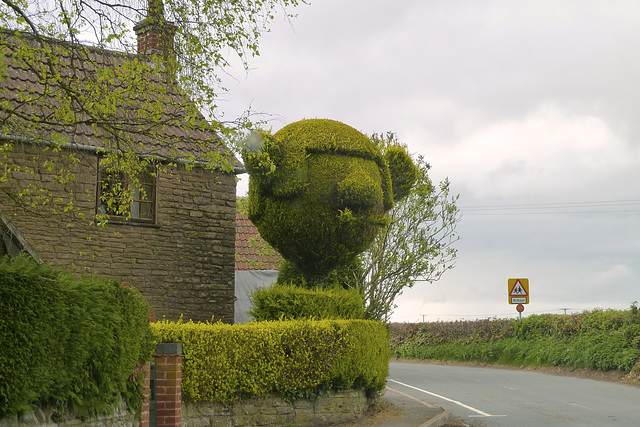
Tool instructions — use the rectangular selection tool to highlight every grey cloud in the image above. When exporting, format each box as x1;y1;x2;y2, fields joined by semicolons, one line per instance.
224;0;640;321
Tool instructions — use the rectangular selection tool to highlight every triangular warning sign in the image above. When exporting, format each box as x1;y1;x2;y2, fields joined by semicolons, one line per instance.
510;279;528;297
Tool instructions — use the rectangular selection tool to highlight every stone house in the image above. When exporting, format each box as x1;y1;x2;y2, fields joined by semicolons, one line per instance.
0;15;241;322
235;211;282;323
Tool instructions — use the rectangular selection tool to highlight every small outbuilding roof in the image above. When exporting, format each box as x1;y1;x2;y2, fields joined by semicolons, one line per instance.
235;212;282;271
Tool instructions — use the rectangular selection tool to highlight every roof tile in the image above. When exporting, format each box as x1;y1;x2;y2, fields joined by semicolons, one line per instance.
235;212;282;271
0;29;241;169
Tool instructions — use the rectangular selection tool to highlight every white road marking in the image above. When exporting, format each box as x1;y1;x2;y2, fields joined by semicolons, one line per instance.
469;415;508;418
568;402;596;411
388;378;505;417
386;386;439;408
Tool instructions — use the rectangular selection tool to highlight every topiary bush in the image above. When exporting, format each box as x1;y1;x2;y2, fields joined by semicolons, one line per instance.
0;255;154;419
242;119;417;284
276;258;362;290
383;144;418;201
152;318;389;403
250;283;365;321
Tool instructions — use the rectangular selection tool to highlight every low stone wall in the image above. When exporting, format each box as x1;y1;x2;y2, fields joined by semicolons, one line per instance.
0;399;137;427
2;344;372;427
183;390;371;427
1;391;371;427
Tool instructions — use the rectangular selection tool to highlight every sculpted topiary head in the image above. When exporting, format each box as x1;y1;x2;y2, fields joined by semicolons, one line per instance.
242;119;416;283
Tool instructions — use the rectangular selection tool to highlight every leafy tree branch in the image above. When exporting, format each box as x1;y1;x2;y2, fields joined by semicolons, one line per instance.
0;0;304;221
352;133;461;322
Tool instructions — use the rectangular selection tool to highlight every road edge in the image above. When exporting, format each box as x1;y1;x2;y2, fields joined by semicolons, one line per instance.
418;408;453;427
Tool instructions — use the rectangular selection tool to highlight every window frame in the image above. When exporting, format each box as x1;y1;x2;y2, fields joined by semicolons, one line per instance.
96;159;157;225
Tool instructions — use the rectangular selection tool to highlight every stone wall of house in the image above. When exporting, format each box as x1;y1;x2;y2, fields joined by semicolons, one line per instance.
0;144;236;323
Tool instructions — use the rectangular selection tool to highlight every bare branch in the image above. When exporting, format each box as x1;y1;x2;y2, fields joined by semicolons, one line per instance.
356;135;461;321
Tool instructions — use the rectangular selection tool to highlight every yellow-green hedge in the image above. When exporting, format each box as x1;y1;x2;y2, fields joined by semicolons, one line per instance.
152;319;389;403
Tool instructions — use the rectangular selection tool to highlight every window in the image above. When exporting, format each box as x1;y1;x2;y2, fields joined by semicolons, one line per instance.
130;169;155;221
97;162;156;223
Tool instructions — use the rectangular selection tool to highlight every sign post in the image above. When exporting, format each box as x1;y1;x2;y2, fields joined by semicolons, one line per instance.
508;278;529;319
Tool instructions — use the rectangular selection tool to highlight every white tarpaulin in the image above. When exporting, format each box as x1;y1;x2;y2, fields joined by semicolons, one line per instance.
234;270;278;323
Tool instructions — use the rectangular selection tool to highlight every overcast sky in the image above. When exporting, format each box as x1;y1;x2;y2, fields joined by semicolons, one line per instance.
221;0;640;322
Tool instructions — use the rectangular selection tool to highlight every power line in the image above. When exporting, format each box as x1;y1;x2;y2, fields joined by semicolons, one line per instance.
463;199;640;210
465;209;640;216
461;199;640;216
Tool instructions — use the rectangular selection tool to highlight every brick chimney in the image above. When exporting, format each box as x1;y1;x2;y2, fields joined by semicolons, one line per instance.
133;0;177;57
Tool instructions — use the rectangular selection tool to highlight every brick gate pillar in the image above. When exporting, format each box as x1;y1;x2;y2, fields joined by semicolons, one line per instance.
154;343;183;427
138;361;151;427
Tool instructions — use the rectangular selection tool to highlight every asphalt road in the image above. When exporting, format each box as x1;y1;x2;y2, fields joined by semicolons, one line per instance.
388;361;640;426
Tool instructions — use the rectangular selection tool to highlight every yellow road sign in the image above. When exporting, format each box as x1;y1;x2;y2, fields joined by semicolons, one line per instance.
508;278;529;304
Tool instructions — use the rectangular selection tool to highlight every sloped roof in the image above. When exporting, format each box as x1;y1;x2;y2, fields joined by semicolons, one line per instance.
0;29;241;170
0;214;41;262
235;212;282;271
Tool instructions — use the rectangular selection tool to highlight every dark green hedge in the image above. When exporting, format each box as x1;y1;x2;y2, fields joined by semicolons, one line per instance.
152;318;389;403
250;283;365;321
276;258;362;290
0;256;154;419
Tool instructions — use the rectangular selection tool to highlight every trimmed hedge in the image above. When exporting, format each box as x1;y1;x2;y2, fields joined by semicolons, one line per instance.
250;283;365;321
0;256;154;419
152;318;389;403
